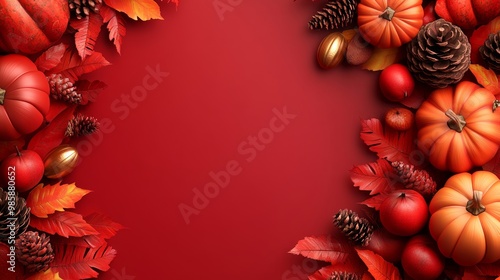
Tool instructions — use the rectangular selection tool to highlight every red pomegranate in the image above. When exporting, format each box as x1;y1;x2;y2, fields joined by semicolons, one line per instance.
0;0;69;54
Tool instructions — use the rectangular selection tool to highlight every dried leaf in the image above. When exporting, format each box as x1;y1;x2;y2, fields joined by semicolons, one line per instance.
350;159;398;195
100;5;127;54
30;211;98;238
26;182;92;218
27;106;76;159
361;47;400;71
35;43;68;72
48;48;111;82
70;13;103;60
51;243;116;280
0;138;25;162
103;0;163;20
75;80;108;105
469;64;500;96
25;268;63;280
360;118;416;164
289;235;350;263
470;16;500;63
355;249;402;280
84;212;124;240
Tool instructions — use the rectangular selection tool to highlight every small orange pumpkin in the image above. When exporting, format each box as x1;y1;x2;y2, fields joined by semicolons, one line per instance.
415;81;500;173
429;171;500;266
357;0;424;48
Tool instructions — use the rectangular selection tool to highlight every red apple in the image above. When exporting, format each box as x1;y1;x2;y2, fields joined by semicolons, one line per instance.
402;234;445;280
379;190;429;236
0;242;25;279
384;107;414;131
0;148;44;192
365;228;408;263
379;64;415;102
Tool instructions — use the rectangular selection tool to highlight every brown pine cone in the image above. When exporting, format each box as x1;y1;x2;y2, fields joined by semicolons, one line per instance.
0;188;30;243
333;209;373;246
406;19;471;88
16;231;55;273
392;161;437;197
68;0;103;19
309;0;358;30
480;31;500;72
66;114;100;137
47;74;82;104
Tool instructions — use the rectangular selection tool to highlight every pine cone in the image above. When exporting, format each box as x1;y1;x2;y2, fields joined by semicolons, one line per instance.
406;19;471;88
480;31;500;72
0;188;30;242
329;271;360;280
333;209;373;246
16;231;55;273
66;114;100;137
392;161;437;197
309;0;358;30
47;74;82;104
68;0;103;19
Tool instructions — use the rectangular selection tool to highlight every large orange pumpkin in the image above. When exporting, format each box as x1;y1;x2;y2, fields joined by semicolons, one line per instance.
357;0;424;48
429;171;500;266
415;81;500;173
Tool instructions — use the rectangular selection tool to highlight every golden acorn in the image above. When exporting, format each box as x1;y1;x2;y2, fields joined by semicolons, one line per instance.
317;32;348;69
44;145;79;179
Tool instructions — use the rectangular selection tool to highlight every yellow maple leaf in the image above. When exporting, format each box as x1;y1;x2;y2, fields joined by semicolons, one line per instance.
361;47;400;71
469;64;500;96
25;268;63;280
104;0;164;21
26;182;92;218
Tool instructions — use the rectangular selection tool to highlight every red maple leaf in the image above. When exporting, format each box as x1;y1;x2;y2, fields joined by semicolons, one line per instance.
356;249;402;280
47;47;111;82
350;159;399;195
360;118;416;164
74;80;108;105
70;13;104;60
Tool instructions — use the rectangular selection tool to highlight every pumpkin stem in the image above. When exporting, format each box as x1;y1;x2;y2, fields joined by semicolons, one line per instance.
445;109;466;132
379;7;395;21
0;88;5;105
466;190;486;216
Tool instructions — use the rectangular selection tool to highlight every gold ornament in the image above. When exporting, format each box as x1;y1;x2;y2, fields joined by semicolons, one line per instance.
317;32;348;69
44;145;79;179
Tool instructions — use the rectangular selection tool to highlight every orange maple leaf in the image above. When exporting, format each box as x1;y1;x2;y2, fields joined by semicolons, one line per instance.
26;182;92;218
469;64;500;97
361;47;401;71
25;268;63;280
103;0;164;21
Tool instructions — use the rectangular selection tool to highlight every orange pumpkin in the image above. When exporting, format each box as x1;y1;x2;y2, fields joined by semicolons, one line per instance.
357;0;424;48
429;171;500;266
415;81;500;173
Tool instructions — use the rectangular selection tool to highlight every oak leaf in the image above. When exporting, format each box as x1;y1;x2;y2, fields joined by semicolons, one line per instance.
356;249;401;280
27;106;76;159
25;268;63;280
360;118;416;164
51;243;116;280
35;43;68;72
30;211;99;238
100;5;127;54
103;0;163;20
26;182;92;218
350;159;398;195
70;13;103;60
361;47;400;71
469;64;500;97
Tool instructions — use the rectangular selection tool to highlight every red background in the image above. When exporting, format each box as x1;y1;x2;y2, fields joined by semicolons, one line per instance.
69;1;393;279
